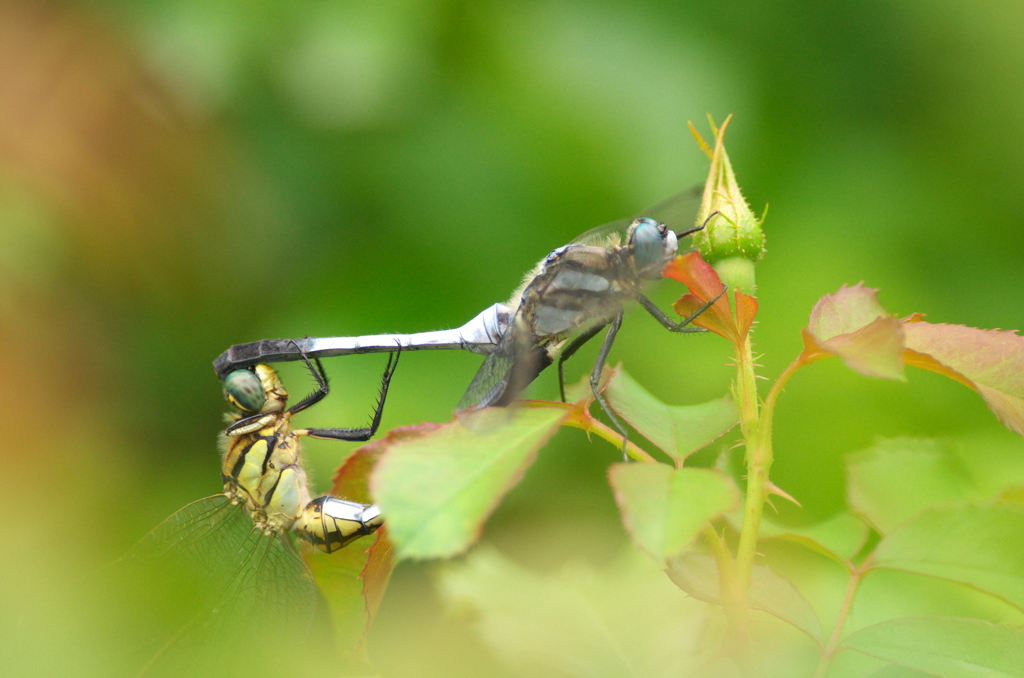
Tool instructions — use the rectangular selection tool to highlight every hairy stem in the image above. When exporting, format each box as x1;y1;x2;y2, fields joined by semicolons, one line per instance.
733;331;765;605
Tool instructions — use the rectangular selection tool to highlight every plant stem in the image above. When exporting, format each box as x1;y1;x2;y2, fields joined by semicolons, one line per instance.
734;355;804;601
812;555;873;678
561;415;657;462
733;330;764;605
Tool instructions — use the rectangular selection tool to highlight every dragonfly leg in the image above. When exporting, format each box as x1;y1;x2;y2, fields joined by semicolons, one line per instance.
588;311;632;461
287;342;332;415
557;320;610;402
636;283;727;333
299;347;401;442
224;411;274;436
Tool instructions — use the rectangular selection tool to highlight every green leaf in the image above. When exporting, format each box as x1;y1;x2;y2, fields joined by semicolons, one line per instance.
666;553;823;642
317;430;420;647
604;369;739;462
843;617;1024;677
758;511;870;563
873;504;1024;611
436;545;727;677
903;322;1024;436
608;464;739;561
371;408;566;559
847;437;980;534
304;541;376;662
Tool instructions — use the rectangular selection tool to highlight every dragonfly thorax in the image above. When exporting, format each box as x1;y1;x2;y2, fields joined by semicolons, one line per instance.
222;413;312;534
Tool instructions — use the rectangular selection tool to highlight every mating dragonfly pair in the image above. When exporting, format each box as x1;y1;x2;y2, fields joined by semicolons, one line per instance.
215;191;723;453
121;192;720;674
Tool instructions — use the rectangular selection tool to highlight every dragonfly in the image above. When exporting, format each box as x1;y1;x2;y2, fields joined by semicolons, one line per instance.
209;191;721;453
113;350;398;676
456;195;724;454
213;303;511;378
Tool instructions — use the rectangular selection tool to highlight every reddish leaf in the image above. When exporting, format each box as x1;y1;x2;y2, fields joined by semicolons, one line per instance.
802;284;906;380
902;322;1024;436
360;527;395;622
802;318;906;380
800;284;1024;436
331;423;442;500
808;283;891;340
665;251;754;345
734;289;759;339
321;427;437;649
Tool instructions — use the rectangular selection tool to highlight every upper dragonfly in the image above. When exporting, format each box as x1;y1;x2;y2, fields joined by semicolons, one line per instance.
210;191;721;447
213;303;511;378
456;194;723;452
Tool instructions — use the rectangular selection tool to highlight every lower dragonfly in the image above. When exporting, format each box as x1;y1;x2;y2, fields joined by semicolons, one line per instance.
114;349;397;676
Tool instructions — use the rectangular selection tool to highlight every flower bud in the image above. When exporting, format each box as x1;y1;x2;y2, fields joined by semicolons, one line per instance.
688;116;766;294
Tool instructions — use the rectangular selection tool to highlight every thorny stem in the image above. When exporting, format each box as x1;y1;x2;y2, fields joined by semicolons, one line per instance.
703;524;735;579
527;400;657;462
733;329;765;607
561;414;657;462
703;524;748;635
732;316;808;621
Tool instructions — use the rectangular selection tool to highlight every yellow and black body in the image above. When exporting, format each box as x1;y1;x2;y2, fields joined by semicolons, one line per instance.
219;353;398;550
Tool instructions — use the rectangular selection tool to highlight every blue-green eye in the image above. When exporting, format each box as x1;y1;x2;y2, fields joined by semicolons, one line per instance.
224;369;265;412
632;218;664;272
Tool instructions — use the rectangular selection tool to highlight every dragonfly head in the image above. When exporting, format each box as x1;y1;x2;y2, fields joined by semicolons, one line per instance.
224;364;288;414
630;217;678;279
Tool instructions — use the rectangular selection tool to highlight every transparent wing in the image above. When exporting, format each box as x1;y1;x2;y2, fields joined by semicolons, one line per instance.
107;495;329;676
457;332;518;411
456;318;552;412
636;186;703;232
569;188;703;247
569;216;633;247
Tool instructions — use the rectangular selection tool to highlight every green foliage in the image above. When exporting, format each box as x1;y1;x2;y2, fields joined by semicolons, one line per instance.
842;617;1024;678
603;370;738;462
8;3;1024;676
349;124;1024;675
371;407;566;558
609;465;738;561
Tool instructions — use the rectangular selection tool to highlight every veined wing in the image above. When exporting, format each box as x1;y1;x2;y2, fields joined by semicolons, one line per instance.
569;188;703;248
108;495;328;676
456;320;552;412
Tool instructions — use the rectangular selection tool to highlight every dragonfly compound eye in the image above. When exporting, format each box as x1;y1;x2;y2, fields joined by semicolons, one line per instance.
224;369;267;412
632;217;670;277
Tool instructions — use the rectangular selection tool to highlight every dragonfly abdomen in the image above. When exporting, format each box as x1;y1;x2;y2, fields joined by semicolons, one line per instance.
295;497;384;553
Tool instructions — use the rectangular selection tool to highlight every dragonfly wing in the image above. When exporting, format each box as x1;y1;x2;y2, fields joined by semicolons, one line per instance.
457;334;516;411
636;187;702;234
107;495;328;676
456;322;552;412
569;188;703;247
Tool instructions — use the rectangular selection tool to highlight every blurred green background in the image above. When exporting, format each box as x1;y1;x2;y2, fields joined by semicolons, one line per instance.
2;0;1022;675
